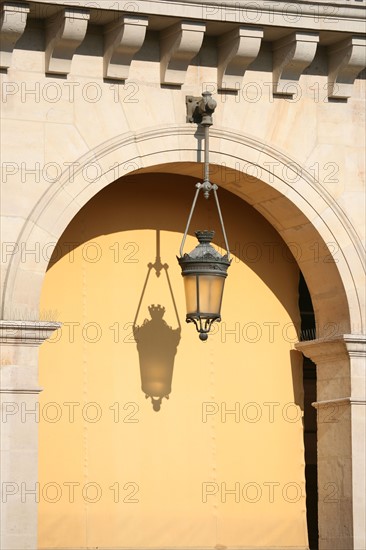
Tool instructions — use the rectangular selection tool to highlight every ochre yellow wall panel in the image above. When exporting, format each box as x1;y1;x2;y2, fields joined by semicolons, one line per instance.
38;174;307;549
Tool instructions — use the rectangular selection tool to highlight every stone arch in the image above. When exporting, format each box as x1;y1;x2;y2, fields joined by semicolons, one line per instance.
2;124;364;334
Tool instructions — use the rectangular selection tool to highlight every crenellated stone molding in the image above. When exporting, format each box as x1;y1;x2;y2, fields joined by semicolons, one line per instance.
103;14;148;81
0;1;30;70
217;26;263;91
160;20;206;85
45;7;90;75
328;36;366;99
272;31;319;95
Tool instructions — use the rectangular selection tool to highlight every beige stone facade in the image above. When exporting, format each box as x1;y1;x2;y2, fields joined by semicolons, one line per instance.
0;0;365;549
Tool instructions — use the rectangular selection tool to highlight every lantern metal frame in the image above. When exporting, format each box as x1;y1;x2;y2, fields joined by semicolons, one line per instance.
178;92;231;340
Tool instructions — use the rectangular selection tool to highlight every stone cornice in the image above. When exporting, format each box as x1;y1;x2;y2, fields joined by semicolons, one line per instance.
0;320;61;346
5;1;365;97
31;0;366;34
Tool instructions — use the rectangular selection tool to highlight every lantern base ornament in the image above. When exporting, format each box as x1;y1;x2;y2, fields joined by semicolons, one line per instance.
187;315;221;341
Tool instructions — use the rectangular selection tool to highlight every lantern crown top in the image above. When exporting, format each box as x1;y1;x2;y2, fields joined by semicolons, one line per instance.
178;230;231;276
185;230;227;262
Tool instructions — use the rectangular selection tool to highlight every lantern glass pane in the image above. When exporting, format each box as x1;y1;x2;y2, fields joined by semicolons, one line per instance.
197;275;225;316
183;275;198;314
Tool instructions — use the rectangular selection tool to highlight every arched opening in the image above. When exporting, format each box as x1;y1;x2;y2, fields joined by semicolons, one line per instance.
38;169;315;548
3;127;360;339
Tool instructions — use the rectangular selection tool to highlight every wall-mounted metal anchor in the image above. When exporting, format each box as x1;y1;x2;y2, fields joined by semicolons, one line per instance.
185;92;217;124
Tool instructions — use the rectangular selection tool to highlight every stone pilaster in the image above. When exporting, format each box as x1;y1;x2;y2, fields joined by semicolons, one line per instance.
0;321;60;550
296;335;366;550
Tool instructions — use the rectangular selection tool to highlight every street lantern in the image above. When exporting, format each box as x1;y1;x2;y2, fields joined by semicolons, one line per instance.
178;92;231;341
178;230;230;340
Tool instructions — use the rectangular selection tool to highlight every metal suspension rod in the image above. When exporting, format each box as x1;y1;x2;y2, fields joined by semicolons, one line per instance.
204;124;210;183
179;186;200;257
213;187;231;261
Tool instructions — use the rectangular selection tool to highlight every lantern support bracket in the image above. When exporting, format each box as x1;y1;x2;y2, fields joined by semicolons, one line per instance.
180;92;230;260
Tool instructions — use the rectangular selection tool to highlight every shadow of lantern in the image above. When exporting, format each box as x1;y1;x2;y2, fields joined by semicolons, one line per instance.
133;230;181;411
133;305;180;411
